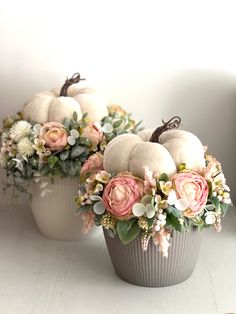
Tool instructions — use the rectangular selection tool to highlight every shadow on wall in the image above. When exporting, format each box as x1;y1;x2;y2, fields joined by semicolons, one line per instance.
161;69;236;202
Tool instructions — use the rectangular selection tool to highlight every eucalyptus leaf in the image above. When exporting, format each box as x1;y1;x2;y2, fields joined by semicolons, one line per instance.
60;150;70;161
71;146;86;159
102;123;113;133
141;195;153;206
79;137;91;146
39;165;50;175
210;196;220;209
93;201;106;215
48;156;59;169
63;118;71;129
82;112;88;119
73;111;78;122
113;120;123;129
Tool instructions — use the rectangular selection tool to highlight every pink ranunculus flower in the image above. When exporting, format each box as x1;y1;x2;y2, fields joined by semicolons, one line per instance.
40;122;68;151
80;152;103;179
102;174;144;220
81;122;103;147
172;170;209;218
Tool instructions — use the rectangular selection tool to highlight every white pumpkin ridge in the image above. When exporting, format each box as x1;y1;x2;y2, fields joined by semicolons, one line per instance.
23;72;108;124
103;116;205;178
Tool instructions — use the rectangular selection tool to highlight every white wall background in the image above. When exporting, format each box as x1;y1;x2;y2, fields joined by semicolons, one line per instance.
0;0;235;204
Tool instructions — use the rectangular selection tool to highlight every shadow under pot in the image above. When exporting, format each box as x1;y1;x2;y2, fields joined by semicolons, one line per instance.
103;227;203;287
30;177;100;241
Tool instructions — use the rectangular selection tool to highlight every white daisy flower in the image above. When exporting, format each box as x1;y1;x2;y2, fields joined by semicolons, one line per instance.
10;121;32;142
17;137;34;157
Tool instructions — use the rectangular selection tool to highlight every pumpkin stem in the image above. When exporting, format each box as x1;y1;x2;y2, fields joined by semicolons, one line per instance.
59;72;86;97
150;116;181;143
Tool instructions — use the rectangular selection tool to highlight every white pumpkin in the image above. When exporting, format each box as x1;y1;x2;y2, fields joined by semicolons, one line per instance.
103;117;205;178
23;73;108;124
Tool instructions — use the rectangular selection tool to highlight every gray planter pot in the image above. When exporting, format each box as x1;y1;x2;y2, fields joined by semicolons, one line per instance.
104;227;203;287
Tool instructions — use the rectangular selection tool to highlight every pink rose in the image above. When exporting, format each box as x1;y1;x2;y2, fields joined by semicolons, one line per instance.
172;171;209;218
40;122;67;151
81;122;103;147
102;174;144;219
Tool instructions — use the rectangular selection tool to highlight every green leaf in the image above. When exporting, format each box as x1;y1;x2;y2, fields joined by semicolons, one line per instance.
166;214;182;232
117;219;140;245
147;216;155;228
73;111;78;122
60;150;70;161
29;158;38;167
63;118;71;129
210;196;220;209
220;202;229;216
48;156;59;169
113;119;123;129
82;112;88;119
79;137;91;147
71;146;86;159
39;164;50;175
166;205;182;218
159;173;169;182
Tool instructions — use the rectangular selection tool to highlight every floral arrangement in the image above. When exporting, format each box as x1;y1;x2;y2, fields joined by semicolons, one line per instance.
76;153;232;257
0;105;143;197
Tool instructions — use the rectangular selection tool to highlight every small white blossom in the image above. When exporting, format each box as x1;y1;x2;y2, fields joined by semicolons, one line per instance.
223;198;231;205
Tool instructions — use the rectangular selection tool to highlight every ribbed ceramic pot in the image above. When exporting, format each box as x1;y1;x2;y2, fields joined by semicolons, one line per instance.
31;177;100;241
104;227;203;287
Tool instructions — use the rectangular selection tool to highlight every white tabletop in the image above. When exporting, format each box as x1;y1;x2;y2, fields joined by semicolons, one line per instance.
0;205;235;314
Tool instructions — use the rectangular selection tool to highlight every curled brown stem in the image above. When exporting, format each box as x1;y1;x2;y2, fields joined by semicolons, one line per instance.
60;72;86;97
150;116;181;143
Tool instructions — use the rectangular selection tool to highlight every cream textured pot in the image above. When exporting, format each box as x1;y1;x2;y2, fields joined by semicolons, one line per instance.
104;227;203;287
31;177;99;241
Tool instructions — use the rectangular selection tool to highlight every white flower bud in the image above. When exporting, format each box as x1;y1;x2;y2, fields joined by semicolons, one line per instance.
161;219;166;226
222;192;230;199
223;198;231;204
154;225;160;232
158;213;165;220
156;220;162;226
